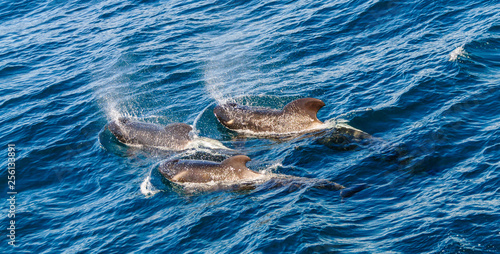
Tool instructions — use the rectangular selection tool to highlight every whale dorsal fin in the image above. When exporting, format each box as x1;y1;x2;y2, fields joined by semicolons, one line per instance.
283;98;325;121
164;123;192;138
221;155;251;169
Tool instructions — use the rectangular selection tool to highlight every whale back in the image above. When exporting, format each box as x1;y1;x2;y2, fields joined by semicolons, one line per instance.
164;123;192;138
283;98;325;122
159;155;259;183
107;118;192;149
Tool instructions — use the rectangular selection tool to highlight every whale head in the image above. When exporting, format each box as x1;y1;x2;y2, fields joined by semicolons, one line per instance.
107;117;132;143
213;102;239;128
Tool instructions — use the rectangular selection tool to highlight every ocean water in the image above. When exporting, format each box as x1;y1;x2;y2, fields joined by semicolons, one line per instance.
1;0;499;253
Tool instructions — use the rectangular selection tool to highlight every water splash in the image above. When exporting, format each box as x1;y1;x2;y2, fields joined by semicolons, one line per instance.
104;99;128;121
259;162;284;175
140;175;160;197
187;137;232;151
204;62;230;104
449;46;467;61
191;102;215;135
202;31;261;104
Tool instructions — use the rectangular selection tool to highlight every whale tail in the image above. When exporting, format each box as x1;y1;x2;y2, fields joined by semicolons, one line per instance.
339;183;369;198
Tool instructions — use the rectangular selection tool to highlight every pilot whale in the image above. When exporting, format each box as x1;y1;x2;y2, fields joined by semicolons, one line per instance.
213;98;326;134
107;117;192;150
159;155;261;183
158;155;367;197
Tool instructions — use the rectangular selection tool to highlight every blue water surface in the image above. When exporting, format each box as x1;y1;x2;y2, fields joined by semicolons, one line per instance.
1;0;499;253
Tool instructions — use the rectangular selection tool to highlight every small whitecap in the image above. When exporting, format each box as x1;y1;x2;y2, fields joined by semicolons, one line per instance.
262;162;283;174
449;46;466;61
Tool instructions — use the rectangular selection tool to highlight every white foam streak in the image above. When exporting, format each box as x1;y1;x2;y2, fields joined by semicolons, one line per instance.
140;175;160;197
260;162;283;174
104;100;123;121
187;137;233;151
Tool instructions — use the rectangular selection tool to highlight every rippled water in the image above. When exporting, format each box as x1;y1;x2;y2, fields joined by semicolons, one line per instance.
1;0;499;253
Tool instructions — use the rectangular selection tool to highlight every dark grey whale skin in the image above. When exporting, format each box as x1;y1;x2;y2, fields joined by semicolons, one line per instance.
159;155;367;197
213;98;326;134
107;117;192;150
158;155;261;183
